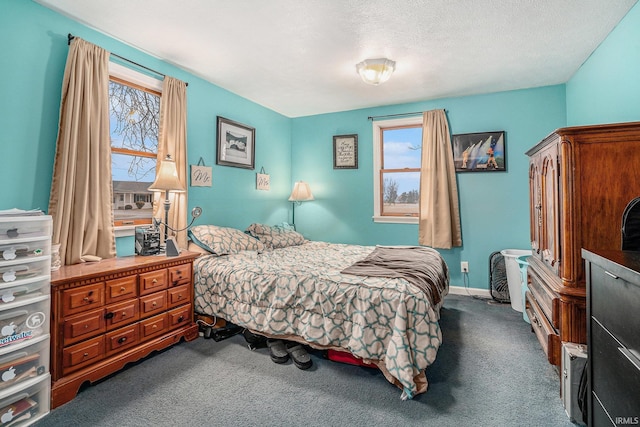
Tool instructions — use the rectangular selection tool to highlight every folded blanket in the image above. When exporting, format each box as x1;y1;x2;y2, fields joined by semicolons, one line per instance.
341;246;449;307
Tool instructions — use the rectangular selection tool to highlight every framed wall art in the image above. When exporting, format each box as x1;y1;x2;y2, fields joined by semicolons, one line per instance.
216;116;255;169
333;134;358;169
451;131;506;172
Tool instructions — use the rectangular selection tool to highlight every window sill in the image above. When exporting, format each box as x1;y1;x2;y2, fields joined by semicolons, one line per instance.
114;225;136;238
372;216;418;224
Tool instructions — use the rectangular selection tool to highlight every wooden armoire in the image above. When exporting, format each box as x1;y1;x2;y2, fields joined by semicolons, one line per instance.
525;122;640;366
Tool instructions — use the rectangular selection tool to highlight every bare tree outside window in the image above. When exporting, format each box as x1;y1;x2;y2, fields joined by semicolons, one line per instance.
380;126;422;216
109;78;160;225
383;178;399;204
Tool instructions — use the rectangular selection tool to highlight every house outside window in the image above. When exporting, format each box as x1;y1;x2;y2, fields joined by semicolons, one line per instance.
372;116;423;224
109;62;162;227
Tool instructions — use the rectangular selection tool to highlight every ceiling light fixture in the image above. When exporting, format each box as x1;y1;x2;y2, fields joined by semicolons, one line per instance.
356;58;396;85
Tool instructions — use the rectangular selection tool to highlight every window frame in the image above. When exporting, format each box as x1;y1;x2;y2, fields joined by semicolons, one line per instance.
108;62;162;233
372;116;423;224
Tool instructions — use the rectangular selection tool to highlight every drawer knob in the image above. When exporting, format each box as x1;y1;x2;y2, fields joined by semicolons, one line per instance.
118;337;127;344
83;352;89;358
153;325;157;329
84;324;89;329
120;286;126;292
83;297;90;302
122;311;127;316
152;302;157;307
177;294;182;299
178;315;184;322
152;279;158;284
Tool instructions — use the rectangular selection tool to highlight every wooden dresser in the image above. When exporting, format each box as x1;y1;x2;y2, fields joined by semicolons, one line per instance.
583;249;640;427
525;122;640;366
50;252;199;408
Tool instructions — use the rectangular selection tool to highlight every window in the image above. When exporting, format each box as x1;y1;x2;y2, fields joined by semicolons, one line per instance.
373;117;423;223
108;63;162;227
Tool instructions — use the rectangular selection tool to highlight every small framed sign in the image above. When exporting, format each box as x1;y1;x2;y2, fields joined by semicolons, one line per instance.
190;157;212;187
333;134;358;169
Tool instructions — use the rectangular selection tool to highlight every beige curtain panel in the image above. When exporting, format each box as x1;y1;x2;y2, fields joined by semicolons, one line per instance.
48;37;116;265
418;109;462;249
154;76;189;248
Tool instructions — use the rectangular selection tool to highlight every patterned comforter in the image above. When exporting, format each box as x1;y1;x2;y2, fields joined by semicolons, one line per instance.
193;241;449;399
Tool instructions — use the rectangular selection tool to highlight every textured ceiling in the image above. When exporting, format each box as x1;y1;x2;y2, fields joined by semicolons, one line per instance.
36;0;637;118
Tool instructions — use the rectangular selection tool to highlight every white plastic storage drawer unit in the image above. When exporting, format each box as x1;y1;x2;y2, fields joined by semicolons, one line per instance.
0;215;51;426
0;374;50;426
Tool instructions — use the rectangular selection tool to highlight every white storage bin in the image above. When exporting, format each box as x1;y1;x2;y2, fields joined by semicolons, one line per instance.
0;218;51;243
0;278;49;308
0;374;50;426
0;257;50;286
500;249;532;312
0;335;49;392
0;296;49;351
0;239;49;264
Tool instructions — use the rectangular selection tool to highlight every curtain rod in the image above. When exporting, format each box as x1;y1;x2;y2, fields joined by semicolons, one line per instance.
367;109;448;121
68;34;188;86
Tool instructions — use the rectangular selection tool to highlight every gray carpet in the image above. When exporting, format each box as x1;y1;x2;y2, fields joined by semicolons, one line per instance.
35;295;575;426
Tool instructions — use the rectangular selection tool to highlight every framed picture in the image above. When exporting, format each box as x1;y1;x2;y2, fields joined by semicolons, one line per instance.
216;116;255;169
333;134;358;169
451;131;506;172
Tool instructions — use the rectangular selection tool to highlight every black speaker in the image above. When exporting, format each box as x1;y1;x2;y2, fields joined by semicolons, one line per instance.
165;237;181;257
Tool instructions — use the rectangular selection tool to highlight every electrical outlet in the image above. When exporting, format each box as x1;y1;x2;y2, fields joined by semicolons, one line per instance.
461;261;469;273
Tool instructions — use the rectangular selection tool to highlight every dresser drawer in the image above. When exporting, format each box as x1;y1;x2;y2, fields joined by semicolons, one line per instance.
105;275;137;304
527;268;560;329
168;264;191;287
139;270;168;296
105;299;139;330
0;256;50;286
590;263;640;352
105;324;139;357
168;304;191;329
0;218;51;241
0;239;48;264
0;335;49;391
0;374;51;427
591;320;640;421
140;313;168;341
167;284;190;308
63;307;106;346
526;291;560;365
62;335;105;375
0;277;49;308
61;282;104;316
0;295;49;350
139;291;167;318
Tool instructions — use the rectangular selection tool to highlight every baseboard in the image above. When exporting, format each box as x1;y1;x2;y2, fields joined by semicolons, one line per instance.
448;285;491;298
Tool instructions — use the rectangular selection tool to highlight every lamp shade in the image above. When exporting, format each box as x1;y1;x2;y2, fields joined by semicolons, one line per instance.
356;58;396;85
148;155;185;192
288;181;314;202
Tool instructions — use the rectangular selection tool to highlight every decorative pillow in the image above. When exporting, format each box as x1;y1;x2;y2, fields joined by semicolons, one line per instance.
188;225;264;255
245;223;306;249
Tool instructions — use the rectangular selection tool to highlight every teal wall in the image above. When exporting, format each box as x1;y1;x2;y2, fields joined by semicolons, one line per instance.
566;2;640;125
291;86;566;289
0;0;292;230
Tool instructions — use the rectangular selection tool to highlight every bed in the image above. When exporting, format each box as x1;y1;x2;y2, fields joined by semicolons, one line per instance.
189;223;449;399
